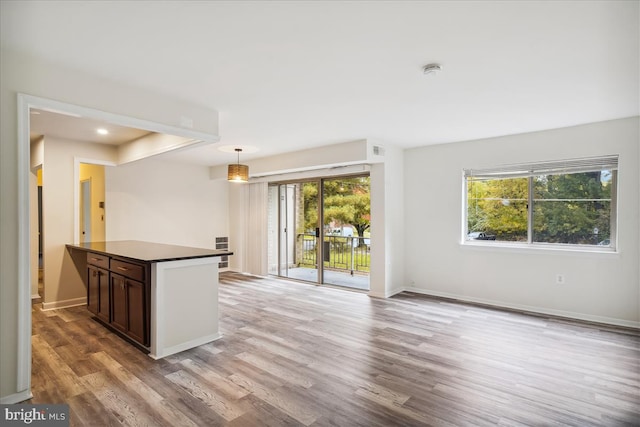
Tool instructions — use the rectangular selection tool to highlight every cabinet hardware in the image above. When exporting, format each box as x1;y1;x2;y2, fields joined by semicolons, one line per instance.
116;266;129;271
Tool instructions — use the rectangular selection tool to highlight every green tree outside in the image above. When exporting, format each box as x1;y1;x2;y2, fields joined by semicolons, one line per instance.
302;176;371;247
468;171;612;244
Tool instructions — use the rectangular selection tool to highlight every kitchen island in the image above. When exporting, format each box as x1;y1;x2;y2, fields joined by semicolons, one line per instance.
66;240;232;359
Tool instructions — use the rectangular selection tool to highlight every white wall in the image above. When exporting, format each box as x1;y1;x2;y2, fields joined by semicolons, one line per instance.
0;46;219;402
42;138;117;308
371;144;405;298
227;140;404;299
106;157;228;249
403;117;640;326
29;170;39;298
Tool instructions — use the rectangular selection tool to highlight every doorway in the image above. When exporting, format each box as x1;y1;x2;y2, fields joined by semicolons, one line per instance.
80;179;91;242
15;93;219;401
78;163;106;243
267;175;370;290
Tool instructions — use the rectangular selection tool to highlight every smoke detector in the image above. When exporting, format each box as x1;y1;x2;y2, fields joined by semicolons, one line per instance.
422;63;442;76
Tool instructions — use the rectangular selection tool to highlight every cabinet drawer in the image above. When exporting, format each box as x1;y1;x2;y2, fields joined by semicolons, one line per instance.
111;259;145;282
87;252;109;269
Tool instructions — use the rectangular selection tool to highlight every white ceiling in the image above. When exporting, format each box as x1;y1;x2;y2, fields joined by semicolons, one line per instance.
29;109;153;145
2;1;638;166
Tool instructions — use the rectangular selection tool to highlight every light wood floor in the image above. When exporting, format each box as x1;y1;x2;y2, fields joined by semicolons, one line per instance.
30;272;640;426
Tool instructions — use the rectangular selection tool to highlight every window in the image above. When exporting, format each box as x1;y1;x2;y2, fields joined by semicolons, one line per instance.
464;155;618;249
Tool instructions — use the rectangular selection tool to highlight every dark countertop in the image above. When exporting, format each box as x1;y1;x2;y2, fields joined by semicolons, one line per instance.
66;240;233;263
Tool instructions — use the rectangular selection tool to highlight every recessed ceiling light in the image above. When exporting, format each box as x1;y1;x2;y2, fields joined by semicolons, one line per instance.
423;63;442;76
97;128;109;135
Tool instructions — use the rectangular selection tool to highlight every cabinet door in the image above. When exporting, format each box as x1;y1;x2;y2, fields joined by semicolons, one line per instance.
126;279;147;345
87;265;100;315
97;268;110;323
88;265;110;322
110;273;128;334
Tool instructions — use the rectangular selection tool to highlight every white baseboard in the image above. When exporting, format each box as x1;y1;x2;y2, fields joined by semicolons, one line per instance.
31;294;40;300
404;286;640;329
0;389;32;404
368;287;405;299
42;297;86;311
149;333;223;360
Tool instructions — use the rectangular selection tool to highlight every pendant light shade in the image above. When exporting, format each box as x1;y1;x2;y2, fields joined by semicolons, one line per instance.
228;148;249;182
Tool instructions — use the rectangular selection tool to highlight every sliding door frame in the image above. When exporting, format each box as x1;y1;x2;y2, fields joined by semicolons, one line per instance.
269;172;370;287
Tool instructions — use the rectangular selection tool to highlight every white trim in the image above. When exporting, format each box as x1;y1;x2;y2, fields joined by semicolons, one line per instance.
17;94;31;393
404;286;640;329
368;287;405;299
31;294;41;300
460;241;619;257
148;333;223;360
249;164;371;183
118;137;206;165
150;263;161;358
16;93;220;400
0;390;33;404
41;297;87;311
463;158;619;251
20;94;219;143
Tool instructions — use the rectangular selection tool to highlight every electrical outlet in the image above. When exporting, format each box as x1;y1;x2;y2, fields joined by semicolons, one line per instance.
556;274;565;284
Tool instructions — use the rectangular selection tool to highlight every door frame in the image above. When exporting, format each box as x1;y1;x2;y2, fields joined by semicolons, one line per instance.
272;179;323;283
269;172;370;287
15;93;218;399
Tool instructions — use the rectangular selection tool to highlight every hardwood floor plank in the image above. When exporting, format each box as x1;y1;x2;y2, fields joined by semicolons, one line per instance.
228;372;318;426
90;351;165;403
29;272;640;426
31;334;88;398
179;358;250;400
82;371;165;427
165;369;247;422
235;352;314;388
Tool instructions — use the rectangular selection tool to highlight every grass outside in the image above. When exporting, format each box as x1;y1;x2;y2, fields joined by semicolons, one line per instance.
299;248;370;273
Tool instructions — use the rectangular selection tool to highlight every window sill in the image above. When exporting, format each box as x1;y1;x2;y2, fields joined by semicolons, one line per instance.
460;240;619;257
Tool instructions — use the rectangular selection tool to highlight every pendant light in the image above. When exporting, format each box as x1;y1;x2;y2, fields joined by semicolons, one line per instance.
227;148;249;183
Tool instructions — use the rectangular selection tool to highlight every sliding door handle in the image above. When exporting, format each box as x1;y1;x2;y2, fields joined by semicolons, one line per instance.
315;227;320;238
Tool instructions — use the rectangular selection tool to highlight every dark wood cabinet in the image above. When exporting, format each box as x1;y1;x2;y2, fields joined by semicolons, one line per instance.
126;278;147;344
86;252;150;348
110;273;128;333
87;264;109;323
110;272;147;345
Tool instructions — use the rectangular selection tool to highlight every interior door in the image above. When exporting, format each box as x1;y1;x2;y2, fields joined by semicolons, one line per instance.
80;179;91;243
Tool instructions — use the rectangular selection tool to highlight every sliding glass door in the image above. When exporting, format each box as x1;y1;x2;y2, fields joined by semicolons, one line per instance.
267;181;320;282
268;174;370;290
321;176;370;289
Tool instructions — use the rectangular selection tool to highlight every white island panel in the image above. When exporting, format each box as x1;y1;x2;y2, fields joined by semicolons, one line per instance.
150;257;222;359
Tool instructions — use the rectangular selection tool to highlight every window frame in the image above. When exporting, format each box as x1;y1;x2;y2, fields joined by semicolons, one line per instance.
462;156;618;252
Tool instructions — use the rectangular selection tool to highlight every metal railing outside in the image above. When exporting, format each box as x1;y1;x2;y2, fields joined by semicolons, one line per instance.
297;233;370;274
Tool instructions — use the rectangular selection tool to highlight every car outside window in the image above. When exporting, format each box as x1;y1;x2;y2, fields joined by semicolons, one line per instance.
464;155;618;249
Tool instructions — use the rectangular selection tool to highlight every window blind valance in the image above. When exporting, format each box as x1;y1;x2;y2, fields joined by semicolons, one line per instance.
464;155;618;180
